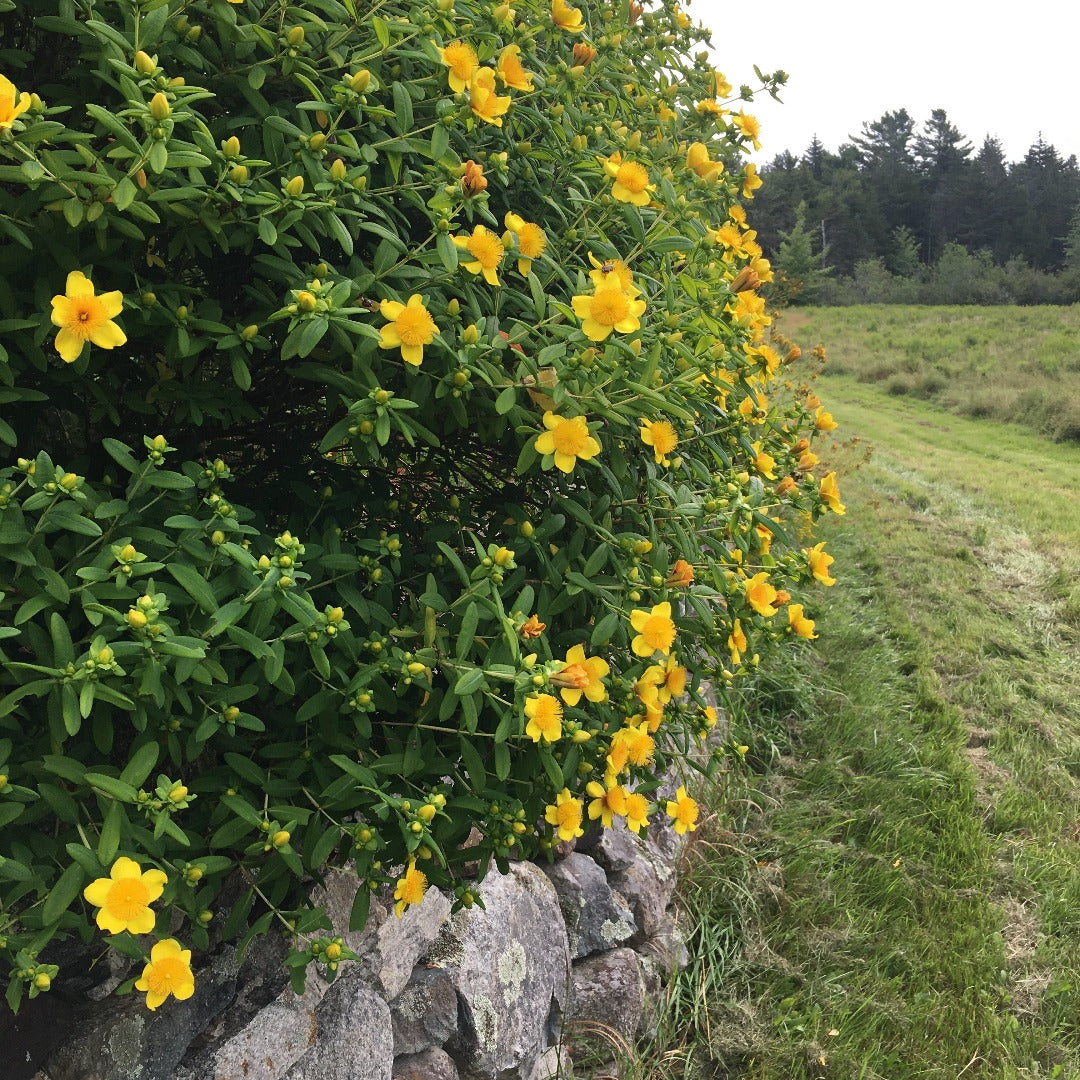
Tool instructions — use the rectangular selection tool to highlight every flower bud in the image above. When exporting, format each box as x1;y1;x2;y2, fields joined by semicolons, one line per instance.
286;26;305;45
330;158;347;182
149;92;171;120
229;164;249;185
271;829;291;848
127;609;148;629
350;69;371;93
285;175;305;197
169;784;189;803
134;50;156;74
462;324;479;345
222;135;241;159
297;290;318;312
241;324;259;341
33;973;51;991
308;132;326;151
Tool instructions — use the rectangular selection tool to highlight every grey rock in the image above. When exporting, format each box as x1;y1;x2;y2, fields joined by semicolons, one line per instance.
529;1044;572;1080
540;853;635;960
574;823;637;873
566;949;644;1063
283;979;393;1080
391;967;460;1056
187;1001;318;1080
392;1047;460;1080
432;862;571;1080
47;946;238;1080
362;884;453;1001
607;839;675;947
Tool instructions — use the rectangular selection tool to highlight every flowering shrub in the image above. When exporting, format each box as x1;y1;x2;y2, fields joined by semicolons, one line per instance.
0;0;838;1011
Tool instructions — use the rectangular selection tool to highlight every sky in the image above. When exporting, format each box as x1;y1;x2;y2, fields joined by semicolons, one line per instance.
693;0;1080;167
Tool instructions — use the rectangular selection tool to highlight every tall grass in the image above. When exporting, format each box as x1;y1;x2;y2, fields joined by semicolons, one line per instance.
781;305;1080;443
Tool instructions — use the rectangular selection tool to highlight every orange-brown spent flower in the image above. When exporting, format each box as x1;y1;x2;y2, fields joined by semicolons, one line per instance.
572;43;597;66
461;159;488;196
521;614;546;639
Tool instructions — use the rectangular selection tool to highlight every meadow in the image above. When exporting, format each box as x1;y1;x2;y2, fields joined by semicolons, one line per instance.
621;305;1080;1079
785;305;1080;444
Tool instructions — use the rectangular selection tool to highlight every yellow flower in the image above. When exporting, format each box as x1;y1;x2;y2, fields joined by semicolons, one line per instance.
378;294;439;367
604;156;654;206
711;70;732;98
742;162;763;199
745;572;778;617
733;110;761;150
612;722;655;768
819;471;846;515
83;856;168;936
625;792;650;833
639;418;678;465
50;270;127;364
695;98;723;117
393;860;428;917
525;693;563;743
630;601;677;658
685;141;724;181
665;785;699;834
0;73;31;131
438;41;479;92
587;252;634;291
545;788;585;842
728;618;747;666
496;44;533;91
135;939;194;1010
815;407;838;432
468;67;511;126
552;0;585;32
586;778;628;827
453;224;505;286
505;212;548;275
534;411;601;473
551;643;609;706
788;603;817;639
571;278;646;342
805;542;836;586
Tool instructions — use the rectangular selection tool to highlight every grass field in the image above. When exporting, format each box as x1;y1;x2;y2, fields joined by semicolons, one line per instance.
785;305;1080;443
631;306;1080;1079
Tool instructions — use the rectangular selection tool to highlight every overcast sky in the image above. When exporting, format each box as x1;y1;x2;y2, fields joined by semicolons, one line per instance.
694;0;1079;166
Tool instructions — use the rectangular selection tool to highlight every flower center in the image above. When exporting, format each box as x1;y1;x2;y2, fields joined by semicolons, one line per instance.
145;956;187;996
444;42;477;81
556;802;580;828
401;867;427;905
615;162;649;193
468;231;504;269
642;615;676;650
396;306;435;345
518;223;546;259
551;420;589;457
590;288;630;327
646;422;677;454
106;877;150;921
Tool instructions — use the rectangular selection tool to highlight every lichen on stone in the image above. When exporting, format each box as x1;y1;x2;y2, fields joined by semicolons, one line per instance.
496;940;527;1004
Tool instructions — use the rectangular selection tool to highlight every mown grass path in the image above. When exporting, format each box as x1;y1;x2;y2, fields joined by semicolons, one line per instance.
662;369;1080;1079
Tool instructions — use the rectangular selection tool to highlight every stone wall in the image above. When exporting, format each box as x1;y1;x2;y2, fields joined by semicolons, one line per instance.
25;769;695;1080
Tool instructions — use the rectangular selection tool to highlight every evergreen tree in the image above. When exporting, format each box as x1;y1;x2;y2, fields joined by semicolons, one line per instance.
773;201;832;304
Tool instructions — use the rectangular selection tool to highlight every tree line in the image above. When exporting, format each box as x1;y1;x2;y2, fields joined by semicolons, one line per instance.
751;109;1080;304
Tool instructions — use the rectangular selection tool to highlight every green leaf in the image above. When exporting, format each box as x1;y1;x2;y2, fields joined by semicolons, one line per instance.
167;563;218;613
494;741;511;781
454;667;485;697
456;602;479;660
436;232;459;272
590;609;621;647
392;82;413;132
97;801;123;865
349;881;371;931
539;747;563;791
119;741;159;787
458;735;486;791
372;15;390;49
84;773;139;802
430;124;449;161
42;862;85;926
495;385;517;415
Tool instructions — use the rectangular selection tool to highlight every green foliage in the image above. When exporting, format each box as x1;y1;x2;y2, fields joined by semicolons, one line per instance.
0;0;832;1008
